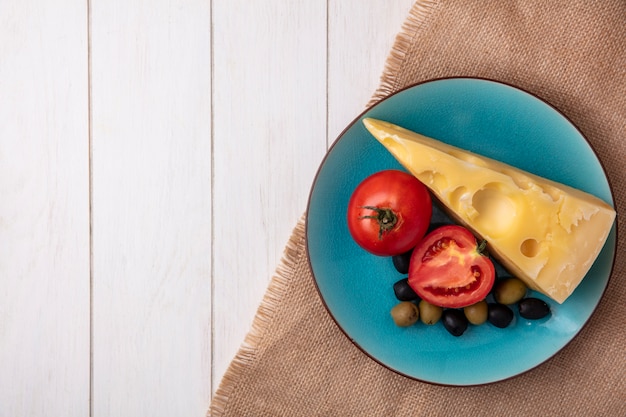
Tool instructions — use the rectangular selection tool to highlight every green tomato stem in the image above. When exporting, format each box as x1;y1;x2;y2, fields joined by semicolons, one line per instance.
359;206;398;240
476;239;488;256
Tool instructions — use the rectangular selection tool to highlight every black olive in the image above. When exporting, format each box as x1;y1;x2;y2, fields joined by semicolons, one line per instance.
426;221;452;234
441;309;468;337
518;298;551;320
393;278;419;301
487;303;514;328
392;250;413;274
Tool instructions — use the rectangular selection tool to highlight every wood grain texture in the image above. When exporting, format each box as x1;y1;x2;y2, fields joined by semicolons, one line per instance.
328;1;415;140
211;0;328;388
211;0;415;392
0;0;413;414
0;1;90;416
90;0;211;415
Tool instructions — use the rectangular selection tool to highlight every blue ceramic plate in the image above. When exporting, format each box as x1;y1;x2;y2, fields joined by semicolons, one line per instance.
306;78;617;386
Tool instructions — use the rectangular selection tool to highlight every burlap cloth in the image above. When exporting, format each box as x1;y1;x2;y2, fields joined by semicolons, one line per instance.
209;1;626;416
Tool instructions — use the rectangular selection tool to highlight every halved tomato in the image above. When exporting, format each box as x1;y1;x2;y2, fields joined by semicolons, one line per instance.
408;225;495;308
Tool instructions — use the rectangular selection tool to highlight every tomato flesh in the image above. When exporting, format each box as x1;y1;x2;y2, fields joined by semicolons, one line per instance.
347;170;432;256
408;225;495;308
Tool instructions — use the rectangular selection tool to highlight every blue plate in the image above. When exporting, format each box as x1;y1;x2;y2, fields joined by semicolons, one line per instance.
305;78;617;386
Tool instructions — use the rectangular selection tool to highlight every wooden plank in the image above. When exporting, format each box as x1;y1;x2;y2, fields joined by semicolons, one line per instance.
89;0;211;415
211;0;327;389
327;0;415;140
0;1;90;416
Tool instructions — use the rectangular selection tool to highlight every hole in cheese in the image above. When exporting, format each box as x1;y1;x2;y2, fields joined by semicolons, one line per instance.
504;170;533;191
448;150;487;167
541;184;563;203
472;183;517;236
521;238;540;257
419;170;448;192
449;186;469;210
503;169;562;202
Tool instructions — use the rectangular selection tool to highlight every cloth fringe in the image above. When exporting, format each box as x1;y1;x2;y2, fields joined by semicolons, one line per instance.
208;215;306;417
368;0;440;106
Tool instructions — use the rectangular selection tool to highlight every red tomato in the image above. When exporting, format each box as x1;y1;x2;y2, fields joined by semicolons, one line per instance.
408;225;495;308
347;170;432;256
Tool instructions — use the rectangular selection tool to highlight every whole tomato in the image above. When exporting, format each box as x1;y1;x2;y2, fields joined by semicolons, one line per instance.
408;225;496;308
347;170;432;256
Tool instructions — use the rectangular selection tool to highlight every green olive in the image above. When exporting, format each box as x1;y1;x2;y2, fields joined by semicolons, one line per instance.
390;301;420;327
418;300;443;325
463;300;488;325
494;277;527;305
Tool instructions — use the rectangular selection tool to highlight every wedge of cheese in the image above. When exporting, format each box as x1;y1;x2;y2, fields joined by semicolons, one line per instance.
363;118;616;303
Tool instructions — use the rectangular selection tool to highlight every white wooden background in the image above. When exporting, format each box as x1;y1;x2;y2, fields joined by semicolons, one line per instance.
0;1;415;415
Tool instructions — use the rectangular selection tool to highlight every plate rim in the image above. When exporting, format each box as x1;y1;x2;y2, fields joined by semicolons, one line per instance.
304;76;619;386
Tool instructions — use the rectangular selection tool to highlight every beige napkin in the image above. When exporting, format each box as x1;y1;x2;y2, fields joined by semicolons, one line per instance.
209;1;626;415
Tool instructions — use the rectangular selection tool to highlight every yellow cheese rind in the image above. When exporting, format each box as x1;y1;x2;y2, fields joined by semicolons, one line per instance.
363;118;616;304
